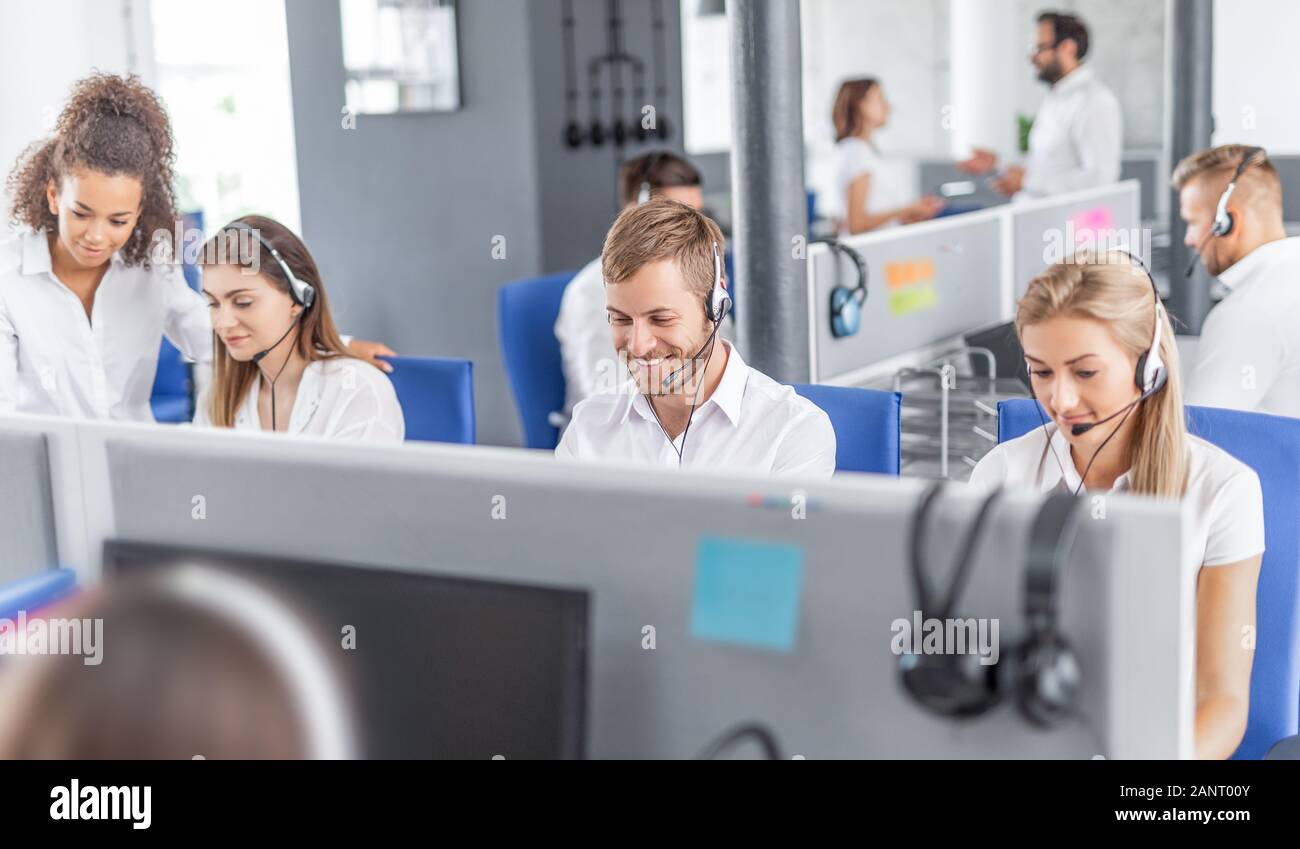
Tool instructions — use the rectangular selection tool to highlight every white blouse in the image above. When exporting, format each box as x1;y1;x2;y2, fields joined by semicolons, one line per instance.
970;423;1265;573
194;357;404;444
0;230;211;421
834;137;916;233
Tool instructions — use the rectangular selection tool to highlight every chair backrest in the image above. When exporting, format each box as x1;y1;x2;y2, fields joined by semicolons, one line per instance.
498;271;577;449
379;357;476;445
151;210;204;424
791;384;902;475
998;399;1300;759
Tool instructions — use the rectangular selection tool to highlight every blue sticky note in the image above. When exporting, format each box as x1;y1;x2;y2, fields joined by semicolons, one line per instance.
690;537;804;652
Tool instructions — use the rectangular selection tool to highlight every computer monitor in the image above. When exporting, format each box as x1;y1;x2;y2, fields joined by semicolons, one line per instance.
964;320;1030;390
102;539;589;760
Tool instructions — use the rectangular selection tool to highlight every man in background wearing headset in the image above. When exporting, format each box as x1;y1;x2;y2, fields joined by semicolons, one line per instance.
554;152;708;423
1174;144;1300;419
556;199;835;477
959;11;1121;199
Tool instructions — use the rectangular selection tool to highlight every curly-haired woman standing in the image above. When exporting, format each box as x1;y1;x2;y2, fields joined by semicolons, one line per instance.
0;73;392;422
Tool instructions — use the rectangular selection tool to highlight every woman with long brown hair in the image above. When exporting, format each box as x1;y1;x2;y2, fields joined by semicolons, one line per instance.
970;251;1264;759
194;216;403;442
832;78;944;235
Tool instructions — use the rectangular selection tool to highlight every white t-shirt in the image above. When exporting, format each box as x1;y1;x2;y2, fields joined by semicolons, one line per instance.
556;341;836;478
834;137;915;232
194;357;404;444
969;423;1265;572
1020;65;1123;198
1186;237;1300;419
0;229;212;421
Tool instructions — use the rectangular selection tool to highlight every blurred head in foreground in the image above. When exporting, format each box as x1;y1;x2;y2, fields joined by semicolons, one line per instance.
0;566;355;759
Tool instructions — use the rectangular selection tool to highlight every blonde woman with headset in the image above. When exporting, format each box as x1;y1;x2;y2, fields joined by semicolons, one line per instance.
970;251;1264;759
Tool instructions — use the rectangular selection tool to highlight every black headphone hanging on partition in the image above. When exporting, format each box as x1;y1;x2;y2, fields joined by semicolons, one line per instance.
1011;493;1083;729
819;238;869;339
899;484;1005;718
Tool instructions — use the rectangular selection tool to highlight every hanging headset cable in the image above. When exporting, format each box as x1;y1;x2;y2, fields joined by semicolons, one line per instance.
693;721;783;760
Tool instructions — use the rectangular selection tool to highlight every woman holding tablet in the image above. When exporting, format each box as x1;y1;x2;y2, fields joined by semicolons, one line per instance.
0;73;393;421
194;216;403;443
970;251;1264;759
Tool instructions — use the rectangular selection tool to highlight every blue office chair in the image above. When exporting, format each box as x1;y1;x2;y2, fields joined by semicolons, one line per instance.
0;569;77;621
498;271;578;450
998;399;1300;759
151;210;204;424
151;339;193;423
791;384;901;475
379;357;476;445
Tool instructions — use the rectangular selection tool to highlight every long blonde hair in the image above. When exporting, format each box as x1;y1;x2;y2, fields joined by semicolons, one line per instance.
200;216;352;428
1016;252;1189;498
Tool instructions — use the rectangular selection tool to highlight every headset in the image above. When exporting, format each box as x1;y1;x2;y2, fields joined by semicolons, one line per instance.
900;487;1083;729
649;241;731;467
1185;146;1267;277
1011;493;1083;728
820;238;869;338
223;221;316;312
1031;249;1167;495
899;484;1006;718
634;151;670;206
221;221;318;432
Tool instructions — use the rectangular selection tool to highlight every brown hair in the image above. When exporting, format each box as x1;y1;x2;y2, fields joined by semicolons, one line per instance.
1037;12;1090;60
0;581;310;759
618;151;703;208
602;198;725;307
1017;252;1188;499
200;216;352;428
5;73;179;268
832;78;880;142
1171;144;1281;212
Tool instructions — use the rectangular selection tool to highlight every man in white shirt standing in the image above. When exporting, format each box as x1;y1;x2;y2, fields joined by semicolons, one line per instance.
554;152;705;420
556;199;836;478
959;11;1122;199
1173;144;1300;418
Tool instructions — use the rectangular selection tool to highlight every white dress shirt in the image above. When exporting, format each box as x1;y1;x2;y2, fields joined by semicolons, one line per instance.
0;230;212;421
554;257;628;418
969;423;1265;573
1020;65;1123;199
555;341;836;477
834;137;914;232
1186;237;1300;419
194;357;404;443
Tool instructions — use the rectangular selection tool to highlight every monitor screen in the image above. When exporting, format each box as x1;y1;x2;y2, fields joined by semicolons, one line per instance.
102;540;589;760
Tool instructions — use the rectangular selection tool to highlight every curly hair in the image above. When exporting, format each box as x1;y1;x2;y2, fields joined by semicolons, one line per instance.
5;73;179;268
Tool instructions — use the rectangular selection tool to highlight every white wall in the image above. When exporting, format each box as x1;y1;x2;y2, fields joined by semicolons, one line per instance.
1213;0;1300;153
0;1;145;215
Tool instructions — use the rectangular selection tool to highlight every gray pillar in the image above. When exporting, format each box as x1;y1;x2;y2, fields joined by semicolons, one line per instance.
1167;0;1215;334
728;0;809;382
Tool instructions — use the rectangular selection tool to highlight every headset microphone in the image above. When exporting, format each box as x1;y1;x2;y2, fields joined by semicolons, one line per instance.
1069;387;1155;436
252;311;304;365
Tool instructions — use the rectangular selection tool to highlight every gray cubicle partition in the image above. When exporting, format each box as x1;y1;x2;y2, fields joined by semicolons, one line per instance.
1273;155;1300;223
0;431;59;583
808;210;1007;384
101;428;1192;759
1011;181;1143;300
1119;155;1160;222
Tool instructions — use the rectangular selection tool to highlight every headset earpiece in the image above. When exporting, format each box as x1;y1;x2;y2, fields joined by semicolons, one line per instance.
706;242;731;324
822;239;869;339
